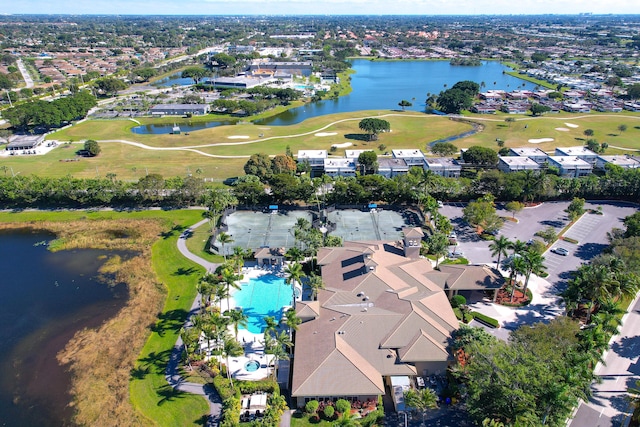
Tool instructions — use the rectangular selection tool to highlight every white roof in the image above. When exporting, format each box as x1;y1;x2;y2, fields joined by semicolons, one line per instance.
548;156;592;167
345;149;374;159
392;149;425;158
509;147;548;157
499;156;540;167
297;150;327;159
555;146;597;157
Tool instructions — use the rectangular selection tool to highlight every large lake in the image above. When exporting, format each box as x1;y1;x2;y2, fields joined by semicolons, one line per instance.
143;60;535;133
0;229;128;426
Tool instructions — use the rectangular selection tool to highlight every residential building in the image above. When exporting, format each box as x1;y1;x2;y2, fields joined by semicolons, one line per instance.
5;134;45;151
297;150;328;171
424;157;462;178
508;147;549;164
554;146;598;164
392;149;425;167
498;156;541;173
345;149;375;161
377;158;409;178
324;158;357;177
547;156;593;177
595;155;640;170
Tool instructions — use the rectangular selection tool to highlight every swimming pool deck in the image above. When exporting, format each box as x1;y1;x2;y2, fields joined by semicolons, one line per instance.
212;266;297;381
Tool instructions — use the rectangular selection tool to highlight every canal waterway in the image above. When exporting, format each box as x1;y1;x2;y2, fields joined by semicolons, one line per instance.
137;59;536;134
0;229;128;427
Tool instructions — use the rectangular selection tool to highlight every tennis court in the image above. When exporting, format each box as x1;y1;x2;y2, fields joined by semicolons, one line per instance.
327;209;417;242
218;210;314;254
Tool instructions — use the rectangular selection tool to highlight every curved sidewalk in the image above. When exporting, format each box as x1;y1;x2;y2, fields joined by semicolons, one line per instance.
166;218;222;426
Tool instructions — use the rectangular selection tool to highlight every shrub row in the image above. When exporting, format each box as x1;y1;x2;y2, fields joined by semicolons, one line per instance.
471;312;500;328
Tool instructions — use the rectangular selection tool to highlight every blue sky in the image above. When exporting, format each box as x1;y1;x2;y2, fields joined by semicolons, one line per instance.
5;0;640;15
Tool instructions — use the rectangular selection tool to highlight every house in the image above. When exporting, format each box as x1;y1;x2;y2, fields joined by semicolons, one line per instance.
498;156;541;173
554;146;598;165
392;149;425;167
547;156;593;177
508;147;549;164
324;158;357;177
150;104;210;116
471;104;497;114
377;158;409;178
290;232;459;409
424;264;504;302
254;247;286;268
297;150;327;170
563;101;591;113
595;155;640;170
345;149;375;161
423;157;462;178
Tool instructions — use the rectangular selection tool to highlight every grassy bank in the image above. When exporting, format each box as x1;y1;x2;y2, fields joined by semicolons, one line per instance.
0;210;210;427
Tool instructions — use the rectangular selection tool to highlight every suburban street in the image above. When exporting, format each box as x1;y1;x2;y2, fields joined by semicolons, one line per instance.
568;295;640;427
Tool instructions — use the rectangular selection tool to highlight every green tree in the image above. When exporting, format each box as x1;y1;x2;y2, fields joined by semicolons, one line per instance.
430;142;458;157
403;388;438;421
357;151;378;175
426;232;449;268
181;66;209;84
94;77;127;96
307;272;324;301
521;249;546;296
436;88;473;114
627;83;640;100
530;102;551;116
463;194;502;233
462;146;499;167
223;308;248;340
84;139;101;157
618;124;628;134
398;99;412;111
505;201;524;219
358;118;390;142
284;262;305;308
217;232;234;261
565;197;585;221
221;334;244;388
489;235;511;266
583;128;594;137
244;153;273;182
536;226;557;246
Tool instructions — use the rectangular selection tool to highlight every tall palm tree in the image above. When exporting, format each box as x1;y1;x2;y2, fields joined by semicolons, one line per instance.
180;326;201;370
221;334;244;388
307;272;325;301
274;329;293;354
198;272;218;309
489;235;511;267
224;308;248;340
263;315;279;336
285;262;305;307
214;282;229;314
509;239;527;257
521;249;546;296
268;340;290;381
217;231;234;261
591;299;624;335
284;307;301;339
220;266;242;312
507;256;527;303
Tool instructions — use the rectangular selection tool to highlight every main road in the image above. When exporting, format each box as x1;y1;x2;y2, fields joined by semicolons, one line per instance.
567;294;640;427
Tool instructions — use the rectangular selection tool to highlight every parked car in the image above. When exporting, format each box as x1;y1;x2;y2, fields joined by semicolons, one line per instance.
448;231;457;239
437;200;444;208
448;249;464;258
551;247;569;256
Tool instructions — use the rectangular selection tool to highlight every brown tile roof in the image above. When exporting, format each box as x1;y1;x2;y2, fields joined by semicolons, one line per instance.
292;240;458;398
433;264;504;291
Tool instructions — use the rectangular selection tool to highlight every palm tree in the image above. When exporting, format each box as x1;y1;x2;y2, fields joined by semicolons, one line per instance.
220;266;242;312
274;329;293;354
224;308;248;340
221;334;244;388
628;380;640;424
285;262;305;307
231;246;246;274
489;235;511;267
198;272;218;309
591;299;624;335
180;326;201;370
217;231;233;261
521;249;546;296
332;412;362;427
506;256;527;303
214;283;229;314
268;339;290;381
307;272;324;301
509;239;527;257
403;388;438;422
284;307;301;338
263;315;279;336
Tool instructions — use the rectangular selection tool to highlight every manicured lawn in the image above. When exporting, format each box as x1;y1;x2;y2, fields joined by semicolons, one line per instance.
183;220;225;264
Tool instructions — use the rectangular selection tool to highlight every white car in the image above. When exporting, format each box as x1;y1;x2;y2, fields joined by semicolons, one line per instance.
448;249;464;258
437;200;444;208
551;247;569;256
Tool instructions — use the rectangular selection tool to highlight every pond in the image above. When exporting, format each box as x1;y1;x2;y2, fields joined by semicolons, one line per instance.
0;229;129;427
131;120;236;134
138;60;536;133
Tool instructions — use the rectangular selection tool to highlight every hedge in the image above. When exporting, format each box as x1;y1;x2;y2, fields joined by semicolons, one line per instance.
472;312;500;328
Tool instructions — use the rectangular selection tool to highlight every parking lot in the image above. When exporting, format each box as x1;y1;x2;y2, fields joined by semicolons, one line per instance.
439;201;638;333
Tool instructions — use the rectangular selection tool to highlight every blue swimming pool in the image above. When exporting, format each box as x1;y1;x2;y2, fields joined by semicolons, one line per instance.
233;274;293;333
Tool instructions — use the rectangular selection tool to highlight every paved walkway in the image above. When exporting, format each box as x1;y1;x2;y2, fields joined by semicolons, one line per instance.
167;218;222;426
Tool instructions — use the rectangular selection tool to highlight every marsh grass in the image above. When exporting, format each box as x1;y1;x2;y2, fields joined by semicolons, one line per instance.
0;210;209;426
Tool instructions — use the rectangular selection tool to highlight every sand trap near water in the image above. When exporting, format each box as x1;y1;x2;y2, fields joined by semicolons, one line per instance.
315;132;338;137
331;142;353;148
528;138;554;144
555;127;570;132
565;123;579;128
227;135;250;139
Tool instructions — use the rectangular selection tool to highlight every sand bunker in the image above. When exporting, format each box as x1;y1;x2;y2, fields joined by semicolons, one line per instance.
555;127;570;132
315;132;338;137
331;142;353;148
528;138;554;144
565;123;579;128
227;136;250;139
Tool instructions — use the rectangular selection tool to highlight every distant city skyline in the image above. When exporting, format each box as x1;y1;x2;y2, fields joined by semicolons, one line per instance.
4;0;640;16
